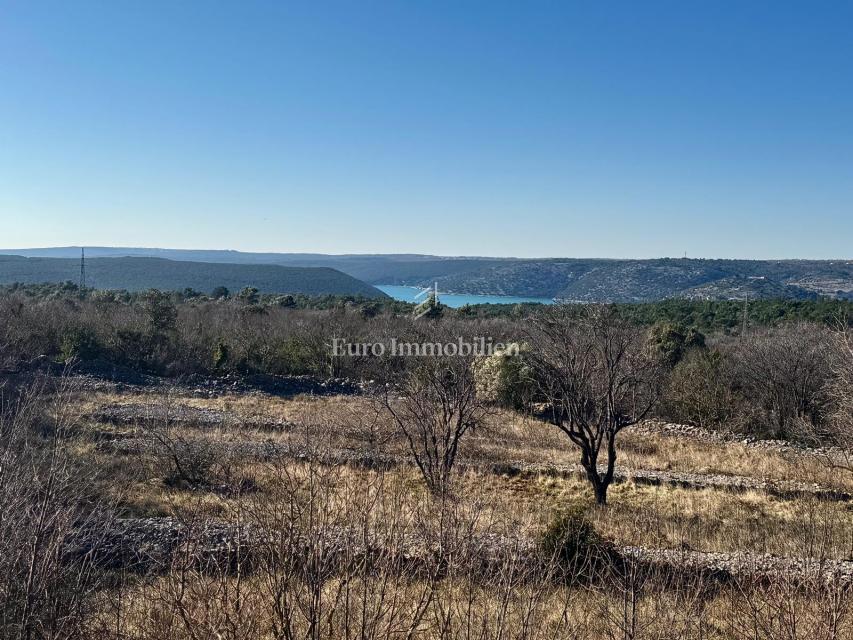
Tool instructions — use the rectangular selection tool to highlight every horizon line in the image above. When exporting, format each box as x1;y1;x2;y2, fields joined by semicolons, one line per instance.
1;246;852;263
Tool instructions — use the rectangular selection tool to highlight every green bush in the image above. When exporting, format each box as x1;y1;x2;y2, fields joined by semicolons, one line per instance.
237;286;260;305
663;349;737;429
541;504;613;574
646;321;706;368
474;343;532;409
142;289;178;335
212;341;230;370
58;327;102;362
112;328;176;374
274;337;316;375
112;329;148;368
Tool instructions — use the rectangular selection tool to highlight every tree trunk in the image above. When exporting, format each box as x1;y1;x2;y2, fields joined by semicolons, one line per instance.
592;477;608;506
583;465;609;505
582;449;611;506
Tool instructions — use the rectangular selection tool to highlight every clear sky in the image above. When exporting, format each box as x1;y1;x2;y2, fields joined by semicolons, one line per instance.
1;1;851;259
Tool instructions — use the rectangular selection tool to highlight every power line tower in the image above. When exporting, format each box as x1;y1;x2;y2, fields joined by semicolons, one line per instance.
79;247;86;291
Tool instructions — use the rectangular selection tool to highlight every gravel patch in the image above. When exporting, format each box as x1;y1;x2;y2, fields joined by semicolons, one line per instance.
621;545;853;584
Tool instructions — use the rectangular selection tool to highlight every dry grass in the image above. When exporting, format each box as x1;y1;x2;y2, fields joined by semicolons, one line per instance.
447;470;853;558
89;559;853;640
33;385;853;639
62;386;853;578
73;411;853;559
78;389;853;491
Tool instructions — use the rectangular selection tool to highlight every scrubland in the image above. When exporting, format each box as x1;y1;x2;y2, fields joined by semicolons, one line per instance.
2;294;853;639
2;378;848;640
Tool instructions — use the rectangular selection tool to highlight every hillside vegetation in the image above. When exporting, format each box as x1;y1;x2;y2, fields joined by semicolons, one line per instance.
7;248;852;301
430;257;853;301
0;255;387;298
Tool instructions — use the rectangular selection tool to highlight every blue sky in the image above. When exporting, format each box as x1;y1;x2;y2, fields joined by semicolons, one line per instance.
1;1;851;258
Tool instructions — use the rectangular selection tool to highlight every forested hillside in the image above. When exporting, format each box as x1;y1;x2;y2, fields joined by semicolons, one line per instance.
5;248;852;301
0;255;387;298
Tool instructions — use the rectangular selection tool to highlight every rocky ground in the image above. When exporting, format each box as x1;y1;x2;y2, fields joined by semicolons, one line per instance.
69;516;853;586
487;458;852;501
631;419;845;458
3;359;366;398
76;372;365;398
90;402;296;432
95;433;853;501
71;377;853;591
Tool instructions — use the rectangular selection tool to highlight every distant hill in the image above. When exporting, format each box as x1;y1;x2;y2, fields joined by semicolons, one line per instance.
4;248;852;302
3;247;509;286
0;255;387;298
430;258;853;301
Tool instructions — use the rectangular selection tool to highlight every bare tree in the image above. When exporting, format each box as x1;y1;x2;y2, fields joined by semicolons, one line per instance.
527;305;661;505
814;323;853;474
832;325;853;427
379;353;487;496
727;322;833;440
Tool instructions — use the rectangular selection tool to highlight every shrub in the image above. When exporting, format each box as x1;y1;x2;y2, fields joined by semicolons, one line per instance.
112;328;149;369
212;341;230;370
474;343;532;409
151;431;233;489
274;337;316;375
142;289;178;335
663;349;737;429
646;321;705;368
0;378;112;638
58;326;102;362
541;504;613;575
726;324;833;440
237;286;260;305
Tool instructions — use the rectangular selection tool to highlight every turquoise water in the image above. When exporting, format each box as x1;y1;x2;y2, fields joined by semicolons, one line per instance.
377;285;554;308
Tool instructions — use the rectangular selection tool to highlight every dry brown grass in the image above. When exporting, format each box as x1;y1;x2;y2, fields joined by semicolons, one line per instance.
73;438;853;560
72;389;853;555
446;469;853;558
43;386;853;639
79;390;851;490
89;553;853;640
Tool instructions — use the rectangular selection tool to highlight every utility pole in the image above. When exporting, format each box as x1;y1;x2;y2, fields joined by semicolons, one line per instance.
742;292;748;337
80;247;86;290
